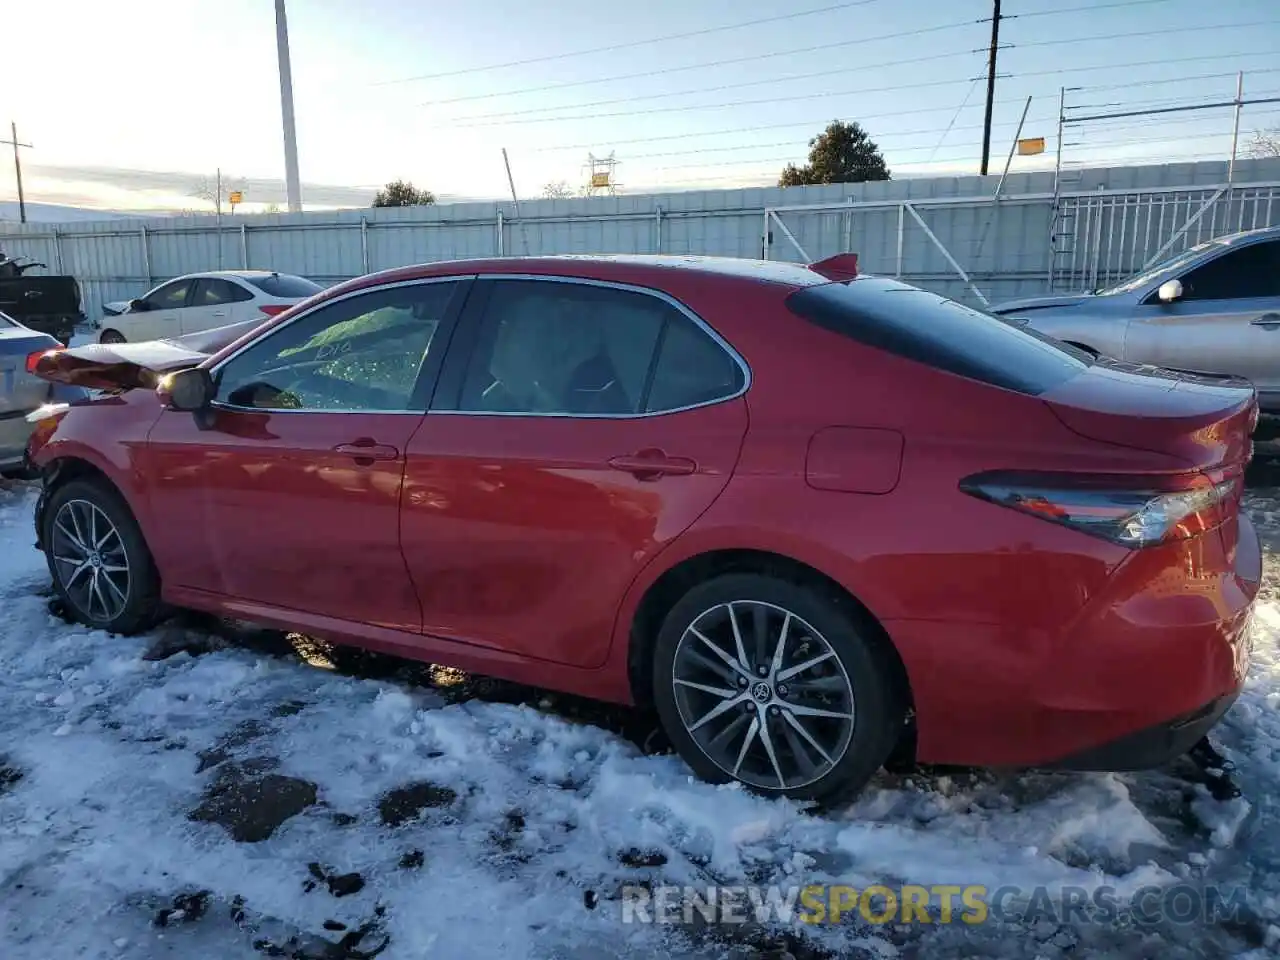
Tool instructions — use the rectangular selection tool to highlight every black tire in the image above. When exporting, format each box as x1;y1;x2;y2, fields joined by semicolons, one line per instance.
651;572;905;803
99;329;126;344
41;477;162;634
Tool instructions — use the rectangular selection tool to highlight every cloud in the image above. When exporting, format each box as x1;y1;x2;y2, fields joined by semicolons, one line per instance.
20;162;383;211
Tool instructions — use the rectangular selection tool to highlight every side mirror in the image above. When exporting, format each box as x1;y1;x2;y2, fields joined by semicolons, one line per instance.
129;298;149;312
1157;278;1184;303
158;368;215;423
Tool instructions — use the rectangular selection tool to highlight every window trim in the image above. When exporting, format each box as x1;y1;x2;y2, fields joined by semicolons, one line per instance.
207;274;475;416
430;274;751;420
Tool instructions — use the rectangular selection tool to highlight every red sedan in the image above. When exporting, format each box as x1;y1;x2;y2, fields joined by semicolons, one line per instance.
24;254;1260;801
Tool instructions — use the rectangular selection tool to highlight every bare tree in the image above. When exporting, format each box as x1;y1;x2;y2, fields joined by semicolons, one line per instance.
1247;128;1280;159
542;180;576;199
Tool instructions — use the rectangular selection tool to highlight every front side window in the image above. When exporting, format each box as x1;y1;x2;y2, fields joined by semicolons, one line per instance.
1176;240;1280;302
145;280;191;310
214;281;459;411
454;280;742;416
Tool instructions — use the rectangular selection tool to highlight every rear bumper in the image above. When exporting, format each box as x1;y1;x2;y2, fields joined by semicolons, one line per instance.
0;411;35;471
1047;691;1238;771
896;513;1259;769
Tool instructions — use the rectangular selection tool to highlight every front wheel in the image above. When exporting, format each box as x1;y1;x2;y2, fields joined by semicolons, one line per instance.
651;573;905;803
99;329;126;344
41;478;162;634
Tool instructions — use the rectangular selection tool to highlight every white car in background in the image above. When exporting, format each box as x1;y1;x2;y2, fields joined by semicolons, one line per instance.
98;270;323;343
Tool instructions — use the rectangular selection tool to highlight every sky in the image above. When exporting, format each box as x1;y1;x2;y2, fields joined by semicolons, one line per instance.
2;0;1279;214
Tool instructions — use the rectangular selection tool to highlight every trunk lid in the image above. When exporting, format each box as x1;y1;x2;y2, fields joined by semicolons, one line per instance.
1042;356;1257;471
26;319;262;392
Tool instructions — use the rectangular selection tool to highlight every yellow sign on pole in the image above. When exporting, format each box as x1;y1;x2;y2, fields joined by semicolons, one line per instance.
228;190;244;205
590;172;611;188
1016;137;1046;156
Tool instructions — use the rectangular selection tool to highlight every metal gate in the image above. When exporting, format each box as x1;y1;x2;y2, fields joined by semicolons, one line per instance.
1049;182;1280;293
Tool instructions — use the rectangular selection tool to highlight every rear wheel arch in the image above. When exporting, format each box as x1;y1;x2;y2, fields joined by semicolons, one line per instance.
626;547;913;718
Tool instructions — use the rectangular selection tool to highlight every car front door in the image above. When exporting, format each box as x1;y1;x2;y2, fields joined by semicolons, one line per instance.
134;278;193;340
184;278;251;335
144;277;472;631
401;276;750;669
1126;239;1280;398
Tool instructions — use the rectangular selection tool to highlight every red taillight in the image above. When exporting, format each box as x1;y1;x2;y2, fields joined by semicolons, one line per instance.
960;469;1242;548
26;347;63;374
258;304;290;317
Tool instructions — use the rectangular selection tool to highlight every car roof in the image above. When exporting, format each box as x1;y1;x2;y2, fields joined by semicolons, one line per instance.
1214;224;1280;246
339;254;832;298
174;270;297;281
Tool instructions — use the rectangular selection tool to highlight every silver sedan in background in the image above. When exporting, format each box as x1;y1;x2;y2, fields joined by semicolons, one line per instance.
990;226;1280;413
0;311;89;476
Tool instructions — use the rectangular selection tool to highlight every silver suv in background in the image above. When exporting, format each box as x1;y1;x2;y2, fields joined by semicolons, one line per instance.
990;226;1280;412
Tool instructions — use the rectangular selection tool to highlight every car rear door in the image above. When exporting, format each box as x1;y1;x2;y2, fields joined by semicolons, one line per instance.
400;276;750;669
144;277;472;631
1126;239;1280;398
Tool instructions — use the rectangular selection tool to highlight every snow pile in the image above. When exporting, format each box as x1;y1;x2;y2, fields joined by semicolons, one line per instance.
1;476;1278;959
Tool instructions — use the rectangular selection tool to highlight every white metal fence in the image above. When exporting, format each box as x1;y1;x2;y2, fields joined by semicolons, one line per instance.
3;159;1280;322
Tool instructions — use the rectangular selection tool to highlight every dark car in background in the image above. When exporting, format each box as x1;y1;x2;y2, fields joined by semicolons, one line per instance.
0;254;84;344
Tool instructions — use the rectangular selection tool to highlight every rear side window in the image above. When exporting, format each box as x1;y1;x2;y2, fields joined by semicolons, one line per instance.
453;279;745;416
242;274;323;298
785;279;1089;396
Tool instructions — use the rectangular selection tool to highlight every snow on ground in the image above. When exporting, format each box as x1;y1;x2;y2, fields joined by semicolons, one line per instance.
3;476;1280;959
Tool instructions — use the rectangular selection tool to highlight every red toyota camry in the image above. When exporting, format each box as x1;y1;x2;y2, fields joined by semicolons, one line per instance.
23;254;1260;801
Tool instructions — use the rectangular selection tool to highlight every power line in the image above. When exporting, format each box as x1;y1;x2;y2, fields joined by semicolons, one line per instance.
376;0;887;85
434;49;981;123
1014;18;1280;49
419;17;988;107
446;72;994;129
1010;0;1176;19
932;78;984;163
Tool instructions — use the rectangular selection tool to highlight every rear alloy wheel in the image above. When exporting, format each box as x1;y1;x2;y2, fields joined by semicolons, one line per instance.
652;573;904;802
42;478;161;634
99;329;126;344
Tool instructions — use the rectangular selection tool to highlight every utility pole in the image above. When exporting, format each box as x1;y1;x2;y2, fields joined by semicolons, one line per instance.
275;0;303;212
1;122;32;223
979;0;1003;176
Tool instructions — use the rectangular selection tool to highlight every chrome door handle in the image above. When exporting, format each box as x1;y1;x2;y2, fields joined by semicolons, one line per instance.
1251;313;1280;327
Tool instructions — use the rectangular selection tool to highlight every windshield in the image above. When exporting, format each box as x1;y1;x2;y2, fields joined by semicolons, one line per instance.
1096;239;1221;295
0;310;15;328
